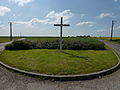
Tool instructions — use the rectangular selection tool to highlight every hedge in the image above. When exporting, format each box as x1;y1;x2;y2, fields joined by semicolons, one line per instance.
5;39;105;50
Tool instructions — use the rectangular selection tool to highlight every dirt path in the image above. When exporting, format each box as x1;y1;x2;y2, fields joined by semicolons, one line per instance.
0;40;120;90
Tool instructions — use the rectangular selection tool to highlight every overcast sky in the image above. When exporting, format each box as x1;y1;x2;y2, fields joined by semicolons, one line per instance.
0;0;120;37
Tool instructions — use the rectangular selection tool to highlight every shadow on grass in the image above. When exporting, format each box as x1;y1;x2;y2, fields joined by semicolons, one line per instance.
60;51;89;60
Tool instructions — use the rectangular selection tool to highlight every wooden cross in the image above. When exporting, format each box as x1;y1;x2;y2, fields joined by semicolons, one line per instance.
54;17;70;50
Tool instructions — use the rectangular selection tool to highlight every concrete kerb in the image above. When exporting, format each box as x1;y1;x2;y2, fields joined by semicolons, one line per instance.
0;41;120;81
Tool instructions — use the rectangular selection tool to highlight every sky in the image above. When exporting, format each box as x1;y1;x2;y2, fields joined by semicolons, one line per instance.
0;0;120;37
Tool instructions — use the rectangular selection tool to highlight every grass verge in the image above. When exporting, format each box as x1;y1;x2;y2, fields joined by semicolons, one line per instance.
110;39;120;45
0;48;118;75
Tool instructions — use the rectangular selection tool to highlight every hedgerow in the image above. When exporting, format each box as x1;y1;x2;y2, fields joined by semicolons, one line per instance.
5;38;105;50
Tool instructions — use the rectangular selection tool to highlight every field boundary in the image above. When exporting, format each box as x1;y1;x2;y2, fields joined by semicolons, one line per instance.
0;49;119;81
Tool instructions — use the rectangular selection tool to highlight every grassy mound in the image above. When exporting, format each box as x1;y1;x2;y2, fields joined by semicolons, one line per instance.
0;48;118;75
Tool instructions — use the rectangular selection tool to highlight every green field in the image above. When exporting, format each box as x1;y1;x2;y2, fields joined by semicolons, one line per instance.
27;37;60;40
27;37;101;43
96;37;120;40
0;37;20;43
96;37;120;44
27;37;95;41
0;47;118;75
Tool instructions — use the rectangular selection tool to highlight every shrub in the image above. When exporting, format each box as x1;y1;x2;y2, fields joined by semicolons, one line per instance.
32;39;105;50
5;44;14;50
5;40;31;50
5;38;106;50
62;40;105;50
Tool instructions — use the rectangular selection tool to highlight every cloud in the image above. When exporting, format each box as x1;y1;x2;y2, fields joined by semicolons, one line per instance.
0;24;5;29
80;14;85;18
14;21;31;25
115;26;120;30
30;18;50;24
9;0;33;7
76;21;96;27
14;18;50;26
46;9;74;24
96;29;107;32
14;18;50;25
114;0;118;2
0;6;11;16
14;9;74;26
96;13;114;19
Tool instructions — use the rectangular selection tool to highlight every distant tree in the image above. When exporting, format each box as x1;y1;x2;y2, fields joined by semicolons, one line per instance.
83;35;86;37
87;35;91;37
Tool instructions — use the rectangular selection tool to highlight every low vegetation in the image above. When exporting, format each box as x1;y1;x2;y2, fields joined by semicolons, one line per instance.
5;37;106;50
1;37;118;75
5;40;31;50
0;48;118;75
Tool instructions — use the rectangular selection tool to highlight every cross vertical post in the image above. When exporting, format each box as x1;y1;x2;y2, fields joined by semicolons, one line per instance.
60;17;63;50
54;17;70;50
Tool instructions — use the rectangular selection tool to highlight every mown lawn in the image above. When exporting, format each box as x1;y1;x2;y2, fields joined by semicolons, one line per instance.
0;48;118;75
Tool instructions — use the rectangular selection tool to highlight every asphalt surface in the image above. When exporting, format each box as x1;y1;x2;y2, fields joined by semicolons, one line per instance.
0;40;120;90
100;40;120;56
0;42;12;51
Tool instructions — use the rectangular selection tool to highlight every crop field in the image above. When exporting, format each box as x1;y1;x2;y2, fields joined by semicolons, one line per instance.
0;38;10;43
96;37;120;44
0;37;19;43
96;37;120;40
27;37;100;43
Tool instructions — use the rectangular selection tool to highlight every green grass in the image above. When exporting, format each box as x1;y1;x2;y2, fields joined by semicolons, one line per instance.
0;48;118;75
0;37;20;43
110;39;120;45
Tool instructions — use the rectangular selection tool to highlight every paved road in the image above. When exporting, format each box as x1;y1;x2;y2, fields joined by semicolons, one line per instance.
100;40;120;56
0;41;120;90
0;42;12;51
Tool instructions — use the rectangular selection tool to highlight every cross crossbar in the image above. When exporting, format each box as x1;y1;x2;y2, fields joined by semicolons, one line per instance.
54;24;70;26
